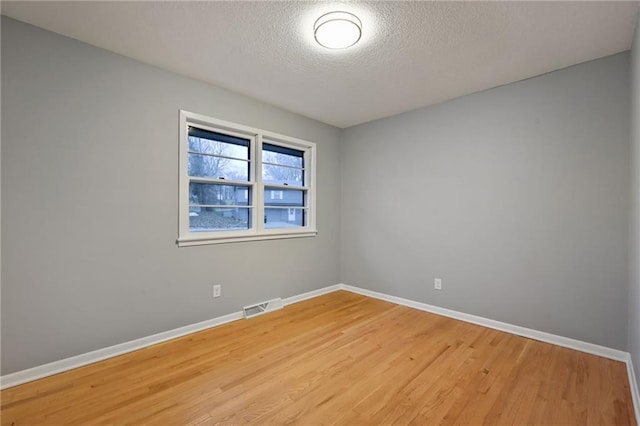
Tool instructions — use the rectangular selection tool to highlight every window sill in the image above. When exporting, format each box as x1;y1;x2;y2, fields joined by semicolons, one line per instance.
177;230;318;247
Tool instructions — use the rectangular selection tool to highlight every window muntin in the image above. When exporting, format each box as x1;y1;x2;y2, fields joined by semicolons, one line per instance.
178;111;316;246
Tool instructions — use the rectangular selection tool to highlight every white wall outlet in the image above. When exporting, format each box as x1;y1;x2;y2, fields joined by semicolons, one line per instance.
213;284;221;298
434;278;442;291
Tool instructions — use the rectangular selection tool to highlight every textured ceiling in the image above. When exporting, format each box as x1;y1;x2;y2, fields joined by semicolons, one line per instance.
2;1;639;128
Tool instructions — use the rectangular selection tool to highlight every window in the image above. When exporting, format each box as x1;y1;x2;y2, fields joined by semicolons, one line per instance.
178;110;317;246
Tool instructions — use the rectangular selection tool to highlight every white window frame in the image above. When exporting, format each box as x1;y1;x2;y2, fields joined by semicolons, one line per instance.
178;110;317;246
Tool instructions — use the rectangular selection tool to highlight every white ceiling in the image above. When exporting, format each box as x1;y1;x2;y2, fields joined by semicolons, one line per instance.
2;1;639;128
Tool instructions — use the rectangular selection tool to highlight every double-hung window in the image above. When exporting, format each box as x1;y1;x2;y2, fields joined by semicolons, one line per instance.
178;110;317;246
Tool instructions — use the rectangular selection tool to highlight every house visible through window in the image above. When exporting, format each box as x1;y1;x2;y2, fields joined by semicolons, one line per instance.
262;142;306;229
178;110;317;246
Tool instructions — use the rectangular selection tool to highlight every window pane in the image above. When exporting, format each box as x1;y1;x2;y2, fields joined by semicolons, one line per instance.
262;165;303;186
262;143;303;167
262;143;304;185
188;136;249;159
264;188;303;207
188;128;249;160
190;183;250;206
190;207;251;232
264;208;305;229
188;153;249;181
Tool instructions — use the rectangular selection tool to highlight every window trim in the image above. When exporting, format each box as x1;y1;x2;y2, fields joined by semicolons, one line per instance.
178;110;317;246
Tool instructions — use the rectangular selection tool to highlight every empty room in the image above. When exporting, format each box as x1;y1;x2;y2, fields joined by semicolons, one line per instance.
1;1;640;424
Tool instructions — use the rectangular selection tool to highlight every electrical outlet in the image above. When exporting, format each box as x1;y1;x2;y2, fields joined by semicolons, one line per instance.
434;278;442;291
213;284;221;298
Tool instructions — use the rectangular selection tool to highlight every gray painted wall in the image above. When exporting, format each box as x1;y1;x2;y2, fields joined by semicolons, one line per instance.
1;15;635;377
1;17;341;374
340;53;630;350
630;15;640;388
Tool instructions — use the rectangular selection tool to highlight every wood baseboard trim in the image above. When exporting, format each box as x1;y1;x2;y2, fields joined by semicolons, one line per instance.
339;284;629;362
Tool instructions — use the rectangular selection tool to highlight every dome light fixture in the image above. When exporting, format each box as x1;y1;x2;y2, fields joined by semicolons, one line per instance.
314;11;362;49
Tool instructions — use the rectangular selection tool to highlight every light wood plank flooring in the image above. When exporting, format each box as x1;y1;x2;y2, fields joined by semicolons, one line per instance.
1;291;636;425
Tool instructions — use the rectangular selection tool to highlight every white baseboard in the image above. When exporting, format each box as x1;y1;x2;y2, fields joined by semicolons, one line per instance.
0;310;245;390
0;283;343;390
2;281;634;404
282;284;342;306
627;354;640;425
339;284;629;362
340;284;639;421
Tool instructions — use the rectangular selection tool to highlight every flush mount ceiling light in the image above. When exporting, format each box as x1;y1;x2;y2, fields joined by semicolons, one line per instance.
314;11;362;49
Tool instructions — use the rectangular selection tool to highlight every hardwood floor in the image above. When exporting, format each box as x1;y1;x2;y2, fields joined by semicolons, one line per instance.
1;291;636;425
